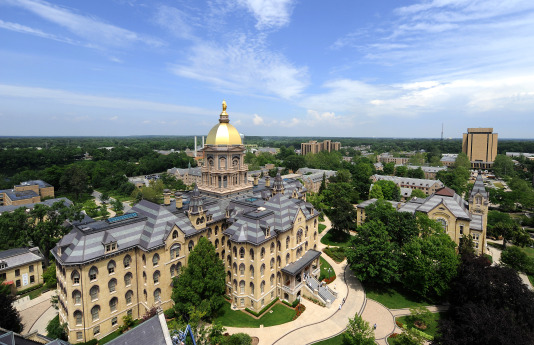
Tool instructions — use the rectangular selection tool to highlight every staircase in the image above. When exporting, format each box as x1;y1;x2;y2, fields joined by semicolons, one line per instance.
306;276;336;305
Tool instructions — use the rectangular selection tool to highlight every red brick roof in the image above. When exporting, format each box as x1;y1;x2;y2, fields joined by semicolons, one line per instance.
435;187;455;197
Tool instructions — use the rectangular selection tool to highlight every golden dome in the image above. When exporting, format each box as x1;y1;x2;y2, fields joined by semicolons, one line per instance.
206;100;242;146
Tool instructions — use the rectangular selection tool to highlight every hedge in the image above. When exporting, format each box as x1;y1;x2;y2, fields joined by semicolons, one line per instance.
244;297;279;317
16;283;44;296
410;328;434;340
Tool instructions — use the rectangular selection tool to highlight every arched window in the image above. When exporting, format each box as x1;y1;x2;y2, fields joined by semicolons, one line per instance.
260;264;265;276
227;271;231;281
72;290;81;304
215;239;219;249
143;289;147;301
260;281;265;293
170;264;176;278
240;247;245;259
240;280;245;294
270;242;275;254
297;229;303;243
109;297;118;312
123;255;131;268
124;272;132;286
91;305;100;322
261;247;265;259
476;196;482;205
172;230;178;239
233;246;237;258
250;248;255;260
74;310;83;325
90;286;99;301
286;253;290;265
107;260;116;274
215;226;219;235
314;231;317;240
277;272;281;283
250;265;254;278
89;266;98;281
305;241;308;251
170;243;181;259
153;253;160;266
142;254;146;265
108;278;117;293
154;288;161;301
227;255;232;265
437;218;447;232
176;262;182;275
188;241;194;252
208;228;212;239
270;274;274;286
314;219;317;228
305;226;308;237
72;271;80;285
239;263;245;276
153;271;160;284
277;256;281;266
227;240;231;248
270;258;275;270
286;237;290;249
250;282;255;294
143;271;147;283
125;290;133;304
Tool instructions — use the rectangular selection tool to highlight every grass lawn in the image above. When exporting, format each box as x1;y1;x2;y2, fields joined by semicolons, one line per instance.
488;242;504;250
28;286;48;300
320;231;353;248
213;302;295;327
365;284;432;309
314;333;345;344
323;247;346;263
494;182;504;189
396;312;445;338
319;257;336;282
318;223;327;234
518;246;534;259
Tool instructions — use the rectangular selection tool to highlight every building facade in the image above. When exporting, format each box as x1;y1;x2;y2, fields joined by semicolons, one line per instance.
300;140;341;155
0;180;54;207
462;128;498;169
0;247;44;294
54;101;324;343
370;175;444;196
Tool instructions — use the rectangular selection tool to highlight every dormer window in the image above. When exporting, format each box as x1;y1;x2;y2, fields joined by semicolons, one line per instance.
105;242;117;253
0;261;7;270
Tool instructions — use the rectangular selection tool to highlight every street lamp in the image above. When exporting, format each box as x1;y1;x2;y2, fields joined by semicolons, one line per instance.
327;268;332;280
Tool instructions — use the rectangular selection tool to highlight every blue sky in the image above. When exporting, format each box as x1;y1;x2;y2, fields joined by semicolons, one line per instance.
1;0;533;138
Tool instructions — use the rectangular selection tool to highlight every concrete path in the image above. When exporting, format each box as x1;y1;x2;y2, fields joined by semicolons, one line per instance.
16;290;57;335
361;300;395;345
487;239;533;290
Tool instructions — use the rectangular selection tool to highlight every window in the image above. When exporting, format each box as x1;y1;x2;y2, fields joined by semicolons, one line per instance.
112;316;118;326
460;225;464;235
74;311;83;325
77;332;83;340
170;244;181;259
89;266;98;281
108;279;117;293
123;255;131;268
72;271;80;285
73;290;81;304
240;280;245;294
0;273;5;281
16;280;21;288
286;253;290;265
208;228;212;239
0;263;6;270
260;264;265;276
215;226;219;235
270;258;275;270
153;271;160;284
270;274;274;286
260;281;265;293
15;269;20;277
240;298;244;307
172;230;178;239
142;254;146;266
250;249;254;261
286;237;290;249
240;247;245;259
143;271;147;283
154;288;161;301
170;265;176;278
270;242;275;254
108;260;116;274
125;290;133;304
90;286;99;301
152;254;160;266
437;218;447;231
29;265;34;273
91;306;100;322
261;247;265;259
250;282;255;294
124;272;132;286
105;242;117;252
188;241;194;252
110;297;118;312
239;264;245;276
127;309;132;317
144;289;147;301
93;325;100;336
250;265;254;278
233;263;237;275
215;239;219;249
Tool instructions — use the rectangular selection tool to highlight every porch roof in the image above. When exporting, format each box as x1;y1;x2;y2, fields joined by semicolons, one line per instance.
281;249;321;276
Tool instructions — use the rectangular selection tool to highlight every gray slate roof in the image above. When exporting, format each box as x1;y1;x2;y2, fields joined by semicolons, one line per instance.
0;189;38;201
16;180;52;188
399;191;471;220
371;175;443;188
0;247;43;271
470;174;489;199
0;197;72;214
106;314;169;345
281;249;321;276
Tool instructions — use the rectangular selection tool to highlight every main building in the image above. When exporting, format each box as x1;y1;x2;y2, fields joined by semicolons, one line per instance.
53;102;323;343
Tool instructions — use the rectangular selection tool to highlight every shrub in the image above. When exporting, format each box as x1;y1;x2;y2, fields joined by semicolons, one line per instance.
410;327;434;340
141;307;157;322
223;333;252;345
396;320;404;328
323;247;346;263
164;308;175;319
46;315;67;340
42;263;57;289
291;299;299;308
16;283;44;296
244;297;278;317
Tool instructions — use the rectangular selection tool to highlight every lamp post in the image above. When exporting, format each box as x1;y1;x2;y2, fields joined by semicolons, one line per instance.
327;268;332;281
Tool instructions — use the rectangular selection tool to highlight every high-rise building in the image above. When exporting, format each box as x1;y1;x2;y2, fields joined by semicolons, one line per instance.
462;128;498;169
300;140;341;155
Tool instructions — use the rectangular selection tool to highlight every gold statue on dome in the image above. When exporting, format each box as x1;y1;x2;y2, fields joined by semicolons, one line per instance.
221;100;228;115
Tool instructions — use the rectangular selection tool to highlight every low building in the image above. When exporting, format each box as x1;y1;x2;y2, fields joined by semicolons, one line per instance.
254;147;279;156
370;175;444;196
0;197;72;215
297;168;337;193
105;310;172;345
0;180;55;207
0;247;45;294
405;166;447;180
166;165;202;186
0;327;70;345
440;154;457;167
378;154;409;165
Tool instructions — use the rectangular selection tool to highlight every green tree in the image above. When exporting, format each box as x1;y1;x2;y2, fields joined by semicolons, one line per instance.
46;315;67;340
374;180;400;201
223;333;252;345
347;220;400;284
501;246;534;274
319;173;327;195
99;205;110;219
172;237;226;320
43;262;57;289
284;155;306;173
383;162;395;175
369;185;384;199
100;192;110;204
409;306;433;329
395;165;408;177
493;154;515;178
454;152;471;169
409;189;427;200
493;221;531;248
111;199;124;213
0;280;23;333
406;167;425;179
59;165;90;201
342;314;375;345
409;153;425;166
458;235;476;256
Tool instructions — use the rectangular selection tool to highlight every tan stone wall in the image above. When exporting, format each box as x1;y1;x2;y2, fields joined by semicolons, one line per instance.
462;128;498;163
40;186;55;199
14;184;40;194
0;260;43;293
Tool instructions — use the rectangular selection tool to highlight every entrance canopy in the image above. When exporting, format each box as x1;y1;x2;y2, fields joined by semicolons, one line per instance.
281;249;321;276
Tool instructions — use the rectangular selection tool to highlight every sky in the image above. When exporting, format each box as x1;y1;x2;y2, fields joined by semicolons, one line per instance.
1;0;533;138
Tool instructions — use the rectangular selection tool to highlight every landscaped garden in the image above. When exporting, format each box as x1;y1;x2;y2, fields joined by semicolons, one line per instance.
320;230;353;248
323;247;346;263
213;302;296;327
319;257;336;283
365;284;432;309
396;312;445;338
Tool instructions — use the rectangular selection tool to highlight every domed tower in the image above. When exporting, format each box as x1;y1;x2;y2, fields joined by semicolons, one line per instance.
199;101;252;198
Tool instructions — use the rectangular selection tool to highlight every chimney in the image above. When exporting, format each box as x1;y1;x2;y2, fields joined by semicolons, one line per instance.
163;189;171;205
194;136;197;158
254;175;259;186
175;192;183;209
265;176;270;187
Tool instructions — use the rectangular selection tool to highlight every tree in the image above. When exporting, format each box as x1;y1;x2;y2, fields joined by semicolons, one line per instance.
401;232;460;299
46;315;67;340
369;185;384;199
409;189;427;200
453;152;471;169
500;246;534;274
0;281;23;333
59;165;90;201
492;221;531;248
223;333;252;345
374;180;400;201
111;199;124;213
347;220;400;284
342;314;375;345
99;204;110;219
409;306;434;329
383;162;395;175
493;154;515;178
395;165;408;177
172;237;226;320
284;155;306;173
319;173;327;195
409;153;425;166
43;262;57;289
100;192;110;204
458;235;475;256
434;254;534;345
406;167;425;179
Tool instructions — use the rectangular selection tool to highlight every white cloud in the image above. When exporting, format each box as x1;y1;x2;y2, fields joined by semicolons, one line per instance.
109;116;119;121
234;0;295;30
153;5;195;40
252;114;264;125
3;0;163;48
171;35;308;99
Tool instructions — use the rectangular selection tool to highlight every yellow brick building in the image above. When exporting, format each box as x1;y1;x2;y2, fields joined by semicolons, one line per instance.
462;128;498;169
0;247;44;294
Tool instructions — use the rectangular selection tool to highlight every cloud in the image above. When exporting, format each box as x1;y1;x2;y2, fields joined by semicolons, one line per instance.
153;5;195;40
234;0;296;30
171;34;308;99
0;19;82;45
3;0;163;48
252;114;264;125
109;116;119;121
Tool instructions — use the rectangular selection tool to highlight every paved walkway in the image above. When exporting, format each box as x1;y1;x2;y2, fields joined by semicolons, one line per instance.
487;239;533;290
16;290;57;335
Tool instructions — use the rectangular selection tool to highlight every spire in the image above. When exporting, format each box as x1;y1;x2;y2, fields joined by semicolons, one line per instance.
273;171;285;194
219;100;229;123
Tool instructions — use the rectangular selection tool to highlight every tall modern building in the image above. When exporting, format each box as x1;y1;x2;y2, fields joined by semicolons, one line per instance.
300;140;341;155
462;128;498;169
